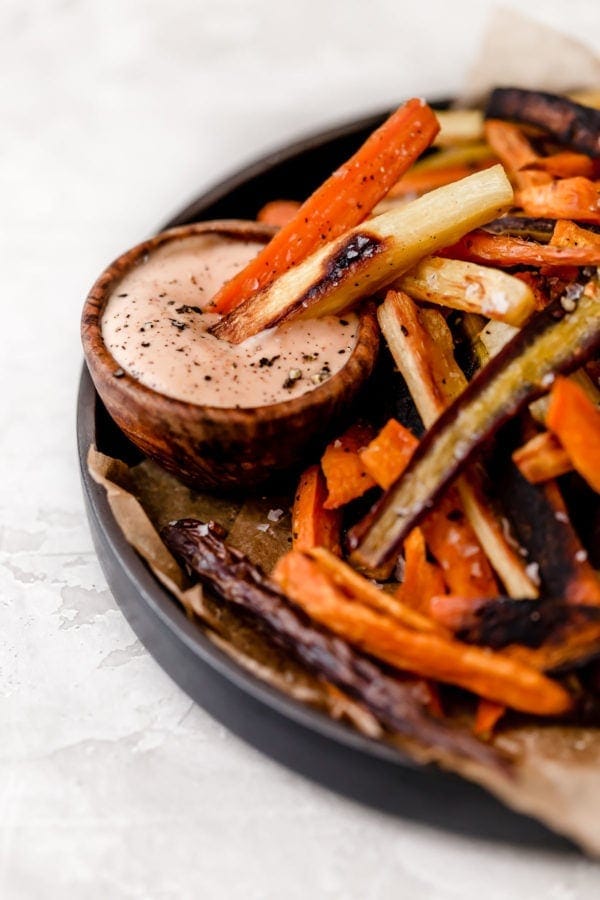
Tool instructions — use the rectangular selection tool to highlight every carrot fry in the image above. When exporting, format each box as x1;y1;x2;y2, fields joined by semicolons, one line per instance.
394;527;447;613
359;418;418;489
484;119;546;189
445;230;600;267
273;551;572;715
506;605;600;671
211;98;440;313
410;142;495;172
522;151;597;179
257;199;301;227
427;594;486;631
321;423;376;509
546;376;600;493
424;681;445;718
305;546;442;634
512;430;573;484
421;488;498;598
515;177;600;224
292;465;342;555
550;219;600;252
474;699;506;737
387;161;494;198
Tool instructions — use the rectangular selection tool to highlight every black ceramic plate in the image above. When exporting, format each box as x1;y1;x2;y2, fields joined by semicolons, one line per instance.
78;109;574;850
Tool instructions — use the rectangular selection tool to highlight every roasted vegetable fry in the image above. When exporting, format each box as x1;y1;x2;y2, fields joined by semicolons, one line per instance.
398;256;536;325
483;119;544;189
522;151;597;179
474;700;506;738
454;595;600;650
305;546;442;633
496;441;600;607
445;230;600;267
433;109;484;146
394;527;447;613
387;161;495;199
485;88;600;157
515;177;600;224
512;430;573;484
212;166;513;343
321;423;376;509
547;376;600;493
483;215;555;243
359;418;418;490
257;199;301;227
410;142;494;172
273;550;572;715
211;99;440;314
421;488;498;598
349;276;600;574
550;219;600;251
292;465;342;555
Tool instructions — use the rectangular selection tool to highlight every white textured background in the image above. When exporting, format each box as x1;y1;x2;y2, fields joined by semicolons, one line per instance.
2;1;600;897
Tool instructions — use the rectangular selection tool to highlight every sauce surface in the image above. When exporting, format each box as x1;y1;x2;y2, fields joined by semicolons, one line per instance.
102;233;358;408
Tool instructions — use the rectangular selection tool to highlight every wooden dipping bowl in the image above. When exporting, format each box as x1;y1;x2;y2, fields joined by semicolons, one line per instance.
81;221;380;490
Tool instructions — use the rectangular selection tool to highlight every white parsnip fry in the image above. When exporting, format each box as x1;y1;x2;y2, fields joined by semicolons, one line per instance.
398;256;536;325
213;165;513;344
409;141;494;172
433;110;485;146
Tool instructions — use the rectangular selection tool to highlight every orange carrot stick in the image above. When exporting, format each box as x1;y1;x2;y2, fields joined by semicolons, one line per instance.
273;551;572;714
421;487;499;598
305;546;443;634
291;465;342;555
474;699;506;737
512;430;573;484
522;151;597;179
211;99;440;313
483;119;546;189
257;199;301;227
359;418;418;489
386;161;494;198
395;527;446;613
546;376;600;493
445;230;600;267
321;423;376;510
427;594;486;631
515;177;600;224
550;218;600;252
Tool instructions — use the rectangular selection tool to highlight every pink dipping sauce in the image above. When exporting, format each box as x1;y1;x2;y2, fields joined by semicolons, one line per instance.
102;233;359;408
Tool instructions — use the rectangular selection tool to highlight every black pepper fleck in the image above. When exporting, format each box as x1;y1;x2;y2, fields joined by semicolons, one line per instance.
175;304;203;315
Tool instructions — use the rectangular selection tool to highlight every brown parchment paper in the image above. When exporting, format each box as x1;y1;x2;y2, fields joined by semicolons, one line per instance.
85;11;600;854
87;446;383;739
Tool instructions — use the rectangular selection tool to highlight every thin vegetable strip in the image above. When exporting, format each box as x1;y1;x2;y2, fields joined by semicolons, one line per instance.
211;99;440;314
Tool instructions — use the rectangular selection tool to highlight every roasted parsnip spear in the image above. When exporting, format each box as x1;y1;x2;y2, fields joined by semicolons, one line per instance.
212;165;513;343
397;256;536;326
433;110;485;146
